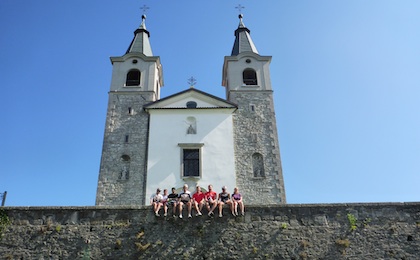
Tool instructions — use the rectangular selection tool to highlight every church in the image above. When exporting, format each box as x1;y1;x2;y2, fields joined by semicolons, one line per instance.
95;13;286;206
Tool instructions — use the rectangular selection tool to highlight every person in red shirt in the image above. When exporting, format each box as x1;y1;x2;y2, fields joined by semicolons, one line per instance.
204;184;218;216
192;185;205;216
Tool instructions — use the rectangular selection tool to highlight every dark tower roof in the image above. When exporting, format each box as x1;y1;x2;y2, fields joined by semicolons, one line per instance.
126;15;153;56
231;14;259;56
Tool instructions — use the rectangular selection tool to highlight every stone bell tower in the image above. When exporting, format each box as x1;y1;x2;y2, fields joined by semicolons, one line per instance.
222;14;286;204
96;15;163;206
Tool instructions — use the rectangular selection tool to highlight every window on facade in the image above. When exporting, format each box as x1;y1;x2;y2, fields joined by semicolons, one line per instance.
126;69;140;86
186;101;197;108
252;153;265;177
250;104;256;112
125;135;129;143
119;155;130;180
186;116;197;134
243;69;257;85
121;155;131;161
183;149;200;177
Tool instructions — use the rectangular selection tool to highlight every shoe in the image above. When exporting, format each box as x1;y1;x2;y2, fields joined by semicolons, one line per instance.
164;213;167;217
188;214;192;218
196;212;202;217
155;212;159;217
210;212;214;216
173;214;176;218
208;212;212;217
219;214;223;218
179;215;183;219
232;212;236;217
241;212;244;216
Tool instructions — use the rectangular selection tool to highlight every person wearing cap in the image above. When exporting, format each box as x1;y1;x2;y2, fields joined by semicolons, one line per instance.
204;184;218;217
192;185;205;216
217;186;233;217
150;188;163;216
178;184;192;219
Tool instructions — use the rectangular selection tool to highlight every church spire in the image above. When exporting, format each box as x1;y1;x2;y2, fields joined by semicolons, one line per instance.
231;14;259;56
126;14;153;56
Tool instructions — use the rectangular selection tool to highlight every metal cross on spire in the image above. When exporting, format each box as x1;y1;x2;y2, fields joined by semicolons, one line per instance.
140;4;150;15
187;76;197;88
235;4;245;14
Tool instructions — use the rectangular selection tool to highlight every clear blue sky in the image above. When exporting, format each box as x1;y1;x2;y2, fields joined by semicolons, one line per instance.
1;1;419;206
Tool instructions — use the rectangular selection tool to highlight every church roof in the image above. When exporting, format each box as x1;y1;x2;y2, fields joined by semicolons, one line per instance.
144;88;238;110
126;15;153;56
231;14;259;56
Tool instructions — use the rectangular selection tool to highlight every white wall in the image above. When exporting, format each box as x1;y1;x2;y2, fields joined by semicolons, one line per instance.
145;109;236;204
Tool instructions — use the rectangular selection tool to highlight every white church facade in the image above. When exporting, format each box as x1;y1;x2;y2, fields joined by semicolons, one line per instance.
95;14;286;206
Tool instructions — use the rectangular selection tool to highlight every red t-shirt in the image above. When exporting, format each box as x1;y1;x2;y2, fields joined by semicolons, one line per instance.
205;191;217;201
193;192;205;203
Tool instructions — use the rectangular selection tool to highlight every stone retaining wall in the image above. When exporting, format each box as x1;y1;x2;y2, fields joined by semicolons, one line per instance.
1;203;419;259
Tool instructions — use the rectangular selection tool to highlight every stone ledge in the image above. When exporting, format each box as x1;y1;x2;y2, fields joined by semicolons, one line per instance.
1;202;419;259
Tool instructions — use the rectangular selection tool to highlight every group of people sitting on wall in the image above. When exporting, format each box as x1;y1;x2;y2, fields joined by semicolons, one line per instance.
150;184;245;218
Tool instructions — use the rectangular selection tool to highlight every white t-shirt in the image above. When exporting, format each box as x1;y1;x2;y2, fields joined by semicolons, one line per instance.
151;193;163;203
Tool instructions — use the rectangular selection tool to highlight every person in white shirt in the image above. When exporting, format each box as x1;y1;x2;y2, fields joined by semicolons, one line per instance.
178;184;192;219
150;188;163;216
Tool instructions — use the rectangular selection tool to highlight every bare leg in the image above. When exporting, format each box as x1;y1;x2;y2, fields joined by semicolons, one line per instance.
156;203;162;215
178;202;184;218
211;201;218;214
228;201;234;215
194;202;202;215
199;201;205;212
218;202;224;217
239;201;244;215
172;203;177;216
187;202;192;217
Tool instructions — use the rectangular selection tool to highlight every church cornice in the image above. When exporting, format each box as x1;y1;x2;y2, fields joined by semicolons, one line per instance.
110;52;161;64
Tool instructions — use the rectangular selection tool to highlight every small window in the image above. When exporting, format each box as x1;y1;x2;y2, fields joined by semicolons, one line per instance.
250;104;256;112
243;68;257;85
120;155;130;180
186;101;197;108
186;116;197;134
121;155;131;161
126;69;140;86
183;149;200;177
125;135;129;143
252;153;265;177
128;107;132;115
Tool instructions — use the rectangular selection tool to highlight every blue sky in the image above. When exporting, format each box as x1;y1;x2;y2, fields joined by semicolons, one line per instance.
1;1;419;206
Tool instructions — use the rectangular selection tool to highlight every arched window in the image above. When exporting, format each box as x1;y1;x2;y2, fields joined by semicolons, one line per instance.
126;69;140;86
252;153;265;177
119;155;130;180
243;69;257;85
186;116;197;134
186;101;197;108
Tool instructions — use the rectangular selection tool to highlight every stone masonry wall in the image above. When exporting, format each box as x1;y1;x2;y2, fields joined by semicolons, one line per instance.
1;203;419;259
96;92;154;206
230;90;286;205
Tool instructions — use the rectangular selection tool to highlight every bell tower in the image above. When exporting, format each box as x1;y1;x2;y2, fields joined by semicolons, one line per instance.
96;15;163;206
222;14;286;204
